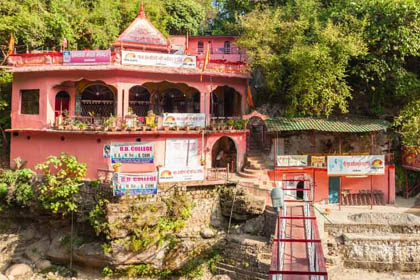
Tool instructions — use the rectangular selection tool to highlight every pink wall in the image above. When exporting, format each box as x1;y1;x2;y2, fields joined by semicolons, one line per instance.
11;70;248;130
10;131;247;180
268;166;395;204
170;35;243;63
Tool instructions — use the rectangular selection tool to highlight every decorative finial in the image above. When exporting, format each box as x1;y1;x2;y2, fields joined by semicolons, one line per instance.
138;1;145;17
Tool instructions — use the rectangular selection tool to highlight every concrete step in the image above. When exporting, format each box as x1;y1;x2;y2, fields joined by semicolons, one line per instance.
242;168;263;175
237;171;260;179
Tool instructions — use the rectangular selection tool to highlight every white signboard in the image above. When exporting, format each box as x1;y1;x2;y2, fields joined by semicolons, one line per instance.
110;142;154;164
327;155;385;176
163;113;205;128
159;166;204;183
277;155;308;167
165;139;199;167
112;172;158;196
122;51;196;68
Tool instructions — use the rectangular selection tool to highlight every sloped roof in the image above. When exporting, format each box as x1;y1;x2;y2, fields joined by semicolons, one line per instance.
265;117;391;133
112;2;171;52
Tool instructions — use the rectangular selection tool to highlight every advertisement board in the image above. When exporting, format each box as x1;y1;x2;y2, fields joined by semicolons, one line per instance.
110;142;154;164
122;50;196;68
159;166;204;183
63;50;111;65
163;113;205;128
277;155;308;167
327;155;385;176
165;139;199;167
113;172;157;196
311;156;326;168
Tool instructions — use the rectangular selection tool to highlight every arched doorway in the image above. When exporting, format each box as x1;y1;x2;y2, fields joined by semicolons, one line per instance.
80;84;115;117
212;136;237;172
55;91;70;117
129;86;150;116
211;86;242;118
247;116;265;153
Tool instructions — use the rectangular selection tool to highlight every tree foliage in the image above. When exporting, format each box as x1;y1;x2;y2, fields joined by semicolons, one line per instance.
238;1;366;117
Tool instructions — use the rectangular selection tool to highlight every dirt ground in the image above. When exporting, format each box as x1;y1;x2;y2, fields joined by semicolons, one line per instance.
315;196;420;280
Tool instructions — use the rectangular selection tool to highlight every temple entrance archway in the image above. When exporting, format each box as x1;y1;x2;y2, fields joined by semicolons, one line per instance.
211;86;242;118
129;86;150;116
55;91;70;117
80;84;115;117
212;136;237;172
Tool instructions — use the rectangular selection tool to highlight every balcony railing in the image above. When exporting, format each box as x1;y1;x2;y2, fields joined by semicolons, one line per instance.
49;114;249;132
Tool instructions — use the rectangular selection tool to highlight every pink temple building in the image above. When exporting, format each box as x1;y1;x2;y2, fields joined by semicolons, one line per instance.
7;5;251;182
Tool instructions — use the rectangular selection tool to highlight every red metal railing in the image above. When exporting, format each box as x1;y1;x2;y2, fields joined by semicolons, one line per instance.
269;176;328;280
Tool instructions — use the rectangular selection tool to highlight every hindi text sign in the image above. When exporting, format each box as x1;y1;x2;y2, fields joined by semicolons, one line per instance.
63;50;111;65
327;155;385;176
122;51;196;68
159;166;204;183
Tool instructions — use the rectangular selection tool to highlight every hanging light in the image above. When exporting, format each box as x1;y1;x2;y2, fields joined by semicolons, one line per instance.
95;92;100;96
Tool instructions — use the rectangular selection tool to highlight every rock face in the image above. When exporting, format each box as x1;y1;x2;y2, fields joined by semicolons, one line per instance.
5;264;32;278
240;215;265;235
220;188;266;221
25;238;50;263
46;232;70;264
73;242;112;268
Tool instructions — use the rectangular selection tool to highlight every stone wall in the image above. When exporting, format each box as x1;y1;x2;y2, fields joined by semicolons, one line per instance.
342;234;420;271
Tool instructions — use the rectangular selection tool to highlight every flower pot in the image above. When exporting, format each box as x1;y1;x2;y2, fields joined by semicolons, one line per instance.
164;126;170;131
185;126;190;132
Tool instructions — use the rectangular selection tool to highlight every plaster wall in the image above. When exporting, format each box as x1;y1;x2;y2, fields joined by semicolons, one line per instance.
10;131;247;179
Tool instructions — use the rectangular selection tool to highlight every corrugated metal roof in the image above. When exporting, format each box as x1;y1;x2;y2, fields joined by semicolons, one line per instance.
265;117;391;133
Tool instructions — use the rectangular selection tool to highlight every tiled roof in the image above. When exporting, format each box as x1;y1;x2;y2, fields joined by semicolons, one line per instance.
265;117;391;133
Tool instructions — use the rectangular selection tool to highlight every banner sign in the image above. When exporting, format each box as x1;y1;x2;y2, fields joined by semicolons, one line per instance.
277;155;308;167
159;166;204;183
113;172;157;196
327;155;385;176
122;50;196;68
165;139;199;167
402;146;420;171
163;113;205;128
110;142;154;164
311;156;326;168
63;50;111;65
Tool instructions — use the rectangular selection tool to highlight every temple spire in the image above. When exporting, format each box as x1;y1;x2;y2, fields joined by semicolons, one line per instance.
138;1;145;18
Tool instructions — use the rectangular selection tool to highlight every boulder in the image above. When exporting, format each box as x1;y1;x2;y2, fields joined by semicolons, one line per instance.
0;273;8;280
35;259;51;271
220;188;266;221
46;232;70;264
111;240;168;269
5;264;32;279
200;227;216;239
163;241;209;271
25;238;50;263
73;242;112;268
241;215;265;235
20;226;36;241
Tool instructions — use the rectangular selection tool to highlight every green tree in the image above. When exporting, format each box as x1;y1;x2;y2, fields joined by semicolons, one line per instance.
164;0;206;35
238;1;366;117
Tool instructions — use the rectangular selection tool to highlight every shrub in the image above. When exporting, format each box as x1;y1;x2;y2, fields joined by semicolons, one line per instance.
35;153;87;215
0;168;35;208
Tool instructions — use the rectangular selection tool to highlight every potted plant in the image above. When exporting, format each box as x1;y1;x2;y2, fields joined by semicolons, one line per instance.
112;163;122;172
142;125;148;131
185;125;190;132
234;120;248;130
163;126;170;132
78;122;88;131
121;123;128;131
227;118;235;130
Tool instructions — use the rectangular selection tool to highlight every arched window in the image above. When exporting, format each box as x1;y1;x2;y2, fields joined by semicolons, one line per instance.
162;88;186;113
197;41;204;53
129;86;150;116
224;41;231;54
